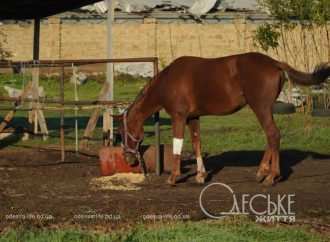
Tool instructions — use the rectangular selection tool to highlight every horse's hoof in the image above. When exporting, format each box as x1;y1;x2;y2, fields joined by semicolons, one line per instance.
262;175;275;187
256;170;268;183
195;172;207;184
167;175;177;186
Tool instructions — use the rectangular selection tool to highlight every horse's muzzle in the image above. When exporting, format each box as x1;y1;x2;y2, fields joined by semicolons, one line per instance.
125;153;138;166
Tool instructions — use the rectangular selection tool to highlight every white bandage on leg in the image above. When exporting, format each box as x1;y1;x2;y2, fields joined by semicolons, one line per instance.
197;156;206;172
173;138;184;155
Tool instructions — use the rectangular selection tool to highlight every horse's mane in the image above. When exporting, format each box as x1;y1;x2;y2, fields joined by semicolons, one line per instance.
133;80;151;103
126;64;170;113
127;69;163;113
126;76;154;114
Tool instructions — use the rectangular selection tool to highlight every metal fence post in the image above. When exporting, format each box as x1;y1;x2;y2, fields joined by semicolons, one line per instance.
153;59;161;175
60;65;65;161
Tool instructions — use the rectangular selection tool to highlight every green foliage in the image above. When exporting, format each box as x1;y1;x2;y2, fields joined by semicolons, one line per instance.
312;0;330;25
259;0;291;22
0;219;327;242
253;23;280;51
258;0;329;23
254;0;330;52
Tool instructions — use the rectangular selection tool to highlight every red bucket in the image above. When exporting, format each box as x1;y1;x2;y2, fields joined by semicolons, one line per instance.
99;146;141;176
99;145;173;176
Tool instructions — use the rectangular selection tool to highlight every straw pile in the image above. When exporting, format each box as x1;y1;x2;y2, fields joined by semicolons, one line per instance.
89;173;145;191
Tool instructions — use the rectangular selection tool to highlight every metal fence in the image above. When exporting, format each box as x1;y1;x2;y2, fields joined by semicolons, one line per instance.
0;57;161;175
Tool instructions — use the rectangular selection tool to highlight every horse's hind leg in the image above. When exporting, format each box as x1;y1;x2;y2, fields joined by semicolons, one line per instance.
187;118;207;184
256;149;271;182
252;108;281;186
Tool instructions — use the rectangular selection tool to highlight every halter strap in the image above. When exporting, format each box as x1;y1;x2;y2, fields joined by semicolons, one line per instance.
122;110;143;154
121;110;147;175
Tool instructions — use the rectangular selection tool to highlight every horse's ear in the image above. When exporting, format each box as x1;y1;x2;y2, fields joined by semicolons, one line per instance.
111;114;123;121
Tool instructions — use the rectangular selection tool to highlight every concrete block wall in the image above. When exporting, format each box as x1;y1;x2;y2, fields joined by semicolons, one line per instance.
1;17;329;71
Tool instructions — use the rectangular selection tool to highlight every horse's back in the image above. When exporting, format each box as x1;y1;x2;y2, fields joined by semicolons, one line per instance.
157;52;281;116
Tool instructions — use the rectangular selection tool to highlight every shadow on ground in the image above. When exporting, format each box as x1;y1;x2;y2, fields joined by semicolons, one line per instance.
180;149;330;183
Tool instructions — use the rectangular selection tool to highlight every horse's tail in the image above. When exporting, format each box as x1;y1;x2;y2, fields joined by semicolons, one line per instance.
277;62;330;86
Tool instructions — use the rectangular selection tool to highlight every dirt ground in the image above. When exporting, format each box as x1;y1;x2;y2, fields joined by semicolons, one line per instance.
0;147;330;232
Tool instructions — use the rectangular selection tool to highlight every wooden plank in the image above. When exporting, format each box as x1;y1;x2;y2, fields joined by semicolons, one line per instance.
103;109;111;146
81;82;110;148
0;110;16;133
32;66;39;135
0;96;130;106
0;82;32;133
30;68;49;139
32;18;49;140
81;108;101;148
37;109;48;140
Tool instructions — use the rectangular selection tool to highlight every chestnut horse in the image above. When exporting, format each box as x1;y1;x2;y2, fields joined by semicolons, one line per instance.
117;52;330;186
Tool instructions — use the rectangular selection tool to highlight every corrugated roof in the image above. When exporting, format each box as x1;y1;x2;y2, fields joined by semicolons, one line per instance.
84;0;261;15
114;0;259;11
0;0;261;20
217;0;259;11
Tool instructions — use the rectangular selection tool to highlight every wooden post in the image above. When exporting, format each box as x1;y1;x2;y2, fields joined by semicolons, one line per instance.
154;60;161;175
81;82;110;148
31;18;48;140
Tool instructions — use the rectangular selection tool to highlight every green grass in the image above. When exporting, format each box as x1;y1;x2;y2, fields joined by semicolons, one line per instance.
0;219;327;242
0;72;330;154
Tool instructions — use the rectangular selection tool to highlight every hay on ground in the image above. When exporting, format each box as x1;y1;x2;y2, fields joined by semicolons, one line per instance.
89;173;145;191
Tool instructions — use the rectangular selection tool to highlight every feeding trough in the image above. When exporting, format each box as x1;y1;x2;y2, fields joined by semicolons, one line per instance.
99;145;173;176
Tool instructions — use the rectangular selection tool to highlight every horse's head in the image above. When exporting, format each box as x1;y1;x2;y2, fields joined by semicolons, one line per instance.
114;111;144;166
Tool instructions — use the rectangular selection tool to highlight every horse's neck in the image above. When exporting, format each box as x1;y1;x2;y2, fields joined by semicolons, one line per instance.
127;83;161;131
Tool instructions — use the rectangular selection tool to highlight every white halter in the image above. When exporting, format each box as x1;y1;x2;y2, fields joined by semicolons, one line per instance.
121;109;143;155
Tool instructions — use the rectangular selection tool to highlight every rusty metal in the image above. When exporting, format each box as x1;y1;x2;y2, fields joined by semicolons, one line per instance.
0;96;130;106
0;57;158;68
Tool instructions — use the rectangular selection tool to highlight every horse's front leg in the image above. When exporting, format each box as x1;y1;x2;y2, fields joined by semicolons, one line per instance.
167;114;186;185
187;118;207;184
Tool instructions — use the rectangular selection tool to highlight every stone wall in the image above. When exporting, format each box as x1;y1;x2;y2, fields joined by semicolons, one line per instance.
1;17;329;71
